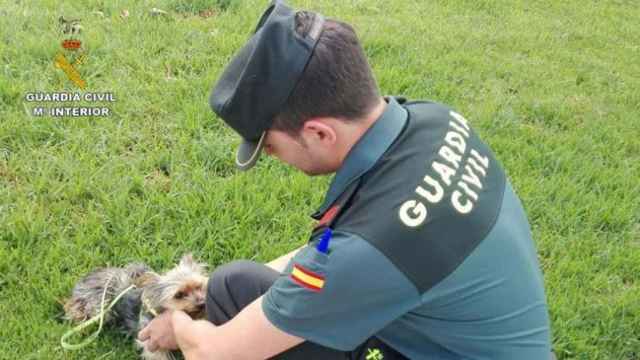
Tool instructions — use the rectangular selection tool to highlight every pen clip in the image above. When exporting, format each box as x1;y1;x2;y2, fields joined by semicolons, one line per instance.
316;228;332;254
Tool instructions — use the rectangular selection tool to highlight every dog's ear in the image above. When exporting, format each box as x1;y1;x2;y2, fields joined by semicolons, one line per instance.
179;253;195;267
179;253;207;274
135;272;161;288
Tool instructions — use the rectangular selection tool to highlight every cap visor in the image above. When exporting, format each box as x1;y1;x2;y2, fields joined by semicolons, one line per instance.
235;131;266;171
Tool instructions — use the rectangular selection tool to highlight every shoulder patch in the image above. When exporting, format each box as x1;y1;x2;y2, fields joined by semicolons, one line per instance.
291;264;325;292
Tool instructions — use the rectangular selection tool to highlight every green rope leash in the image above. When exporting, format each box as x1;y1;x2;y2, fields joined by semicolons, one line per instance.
61;275;136;351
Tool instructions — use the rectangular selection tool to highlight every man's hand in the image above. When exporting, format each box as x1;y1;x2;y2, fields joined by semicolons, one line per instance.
138;297;303;359
172;311;219;360
138;311;179;352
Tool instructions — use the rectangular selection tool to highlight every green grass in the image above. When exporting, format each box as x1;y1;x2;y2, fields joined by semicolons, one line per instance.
0;0;639;359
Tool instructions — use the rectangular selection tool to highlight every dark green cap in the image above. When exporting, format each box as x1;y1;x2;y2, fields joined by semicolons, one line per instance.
209;0;325;170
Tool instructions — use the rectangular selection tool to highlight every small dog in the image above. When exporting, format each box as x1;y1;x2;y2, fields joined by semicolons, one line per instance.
64;254;209;360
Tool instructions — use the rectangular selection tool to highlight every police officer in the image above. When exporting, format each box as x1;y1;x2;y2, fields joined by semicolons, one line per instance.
138;1;553;359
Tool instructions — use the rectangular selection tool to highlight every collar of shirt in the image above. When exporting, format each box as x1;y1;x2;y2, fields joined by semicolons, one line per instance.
311;96;408;220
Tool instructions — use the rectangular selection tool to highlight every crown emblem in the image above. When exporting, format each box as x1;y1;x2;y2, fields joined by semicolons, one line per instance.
55;15;87;89
61;39;82;50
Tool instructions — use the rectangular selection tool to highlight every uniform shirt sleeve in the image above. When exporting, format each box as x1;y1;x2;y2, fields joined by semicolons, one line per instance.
262;230;421;351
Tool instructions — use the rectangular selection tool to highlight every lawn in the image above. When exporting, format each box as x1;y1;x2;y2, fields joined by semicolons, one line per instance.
0;0;638;359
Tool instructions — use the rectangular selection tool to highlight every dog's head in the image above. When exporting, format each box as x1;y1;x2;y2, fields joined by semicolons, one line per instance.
140;254;209;318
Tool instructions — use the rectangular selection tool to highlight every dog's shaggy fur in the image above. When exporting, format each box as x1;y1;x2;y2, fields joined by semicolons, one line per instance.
64;254;209;360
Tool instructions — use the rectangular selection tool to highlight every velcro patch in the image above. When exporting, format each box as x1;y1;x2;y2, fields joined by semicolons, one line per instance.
290;264;325;292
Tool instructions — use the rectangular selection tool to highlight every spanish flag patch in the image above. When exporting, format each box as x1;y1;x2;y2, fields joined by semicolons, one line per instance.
291;264;325;292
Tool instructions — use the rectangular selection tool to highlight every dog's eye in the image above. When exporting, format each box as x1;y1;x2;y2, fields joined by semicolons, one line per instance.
175;291;186;300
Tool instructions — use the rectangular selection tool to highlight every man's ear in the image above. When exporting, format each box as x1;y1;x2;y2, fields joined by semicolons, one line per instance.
301;119;337;145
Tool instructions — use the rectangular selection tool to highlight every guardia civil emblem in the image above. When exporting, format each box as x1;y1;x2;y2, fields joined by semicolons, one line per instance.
55;16;87;89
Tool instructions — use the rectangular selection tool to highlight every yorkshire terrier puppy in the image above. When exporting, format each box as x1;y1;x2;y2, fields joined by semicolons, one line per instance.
64;254;209;360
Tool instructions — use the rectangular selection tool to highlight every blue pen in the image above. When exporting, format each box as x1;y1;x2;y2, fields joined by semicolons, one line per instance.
316;228;332;254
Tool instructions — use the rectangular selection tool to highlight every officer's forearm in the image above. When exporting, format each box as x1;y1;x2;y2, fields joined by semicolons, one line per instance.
265;246;304;273
172;297;304;360
199;296;304;359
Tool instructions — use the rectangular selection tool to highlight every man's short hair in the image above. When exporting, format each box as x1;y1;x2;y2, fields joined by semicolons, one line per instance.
272;11;380;135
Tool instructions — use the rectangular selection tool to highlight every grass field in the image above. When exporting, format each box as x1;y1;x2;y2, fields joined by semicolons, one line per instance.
1;0;639;359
